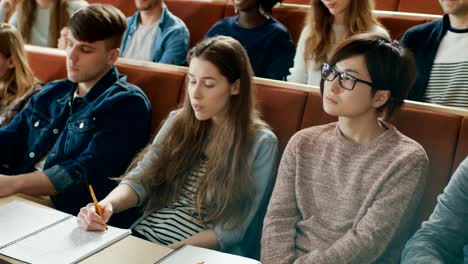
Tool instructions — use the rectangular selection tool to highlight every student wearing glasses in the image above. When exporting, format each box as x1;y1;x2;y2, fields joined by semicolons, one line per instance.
261;33;429;263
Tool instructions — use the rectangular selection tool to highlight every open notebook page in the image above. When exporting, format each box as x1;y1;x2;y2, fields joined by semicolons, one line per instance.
157;245;261;264
0;216;130;264
0;200;69;248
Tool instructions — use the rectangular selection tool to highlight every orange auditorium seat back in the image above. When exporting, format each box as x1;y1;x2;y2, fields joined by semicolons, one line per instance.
166;0;226;48
86;0;137;16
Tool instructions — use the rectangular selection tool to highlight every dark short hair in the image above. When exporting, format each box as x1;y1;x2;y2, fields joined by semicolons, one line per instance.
259;0;280;13
68;4;127;49
320;33;416;117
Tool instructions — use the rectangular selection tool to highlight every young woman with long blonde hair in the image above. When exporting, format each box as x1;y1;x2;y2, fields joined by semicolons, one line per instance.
0;23;39;126
287;0;388;86
77;36;279;256
0;0;87;47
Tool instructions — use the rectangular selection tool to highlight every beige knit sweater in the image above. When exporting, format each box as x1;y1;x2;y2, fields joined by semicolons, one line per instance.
261;122;429;264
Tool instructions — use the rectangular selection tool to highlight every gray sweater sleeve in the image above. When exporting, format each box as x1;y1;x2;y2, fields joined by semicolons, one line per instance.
120;110;179;207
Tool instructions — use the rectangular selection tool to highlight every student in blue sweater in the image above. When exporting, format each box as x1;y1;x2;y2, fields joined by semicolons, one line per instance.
206;0;295;80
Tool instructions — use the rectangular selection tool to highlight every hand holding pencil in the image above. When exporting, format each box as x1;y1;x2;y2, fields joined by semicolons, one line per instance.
77;186;113;231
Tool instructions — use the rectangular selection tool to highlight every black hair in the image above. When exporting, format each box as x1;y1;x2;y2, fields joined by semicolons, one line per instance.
320;33;416;117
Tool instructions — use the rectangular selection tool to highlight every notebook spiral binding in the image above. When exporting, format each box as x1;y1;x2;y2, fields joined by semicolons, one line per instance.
154;244;187;264
0;215;73;250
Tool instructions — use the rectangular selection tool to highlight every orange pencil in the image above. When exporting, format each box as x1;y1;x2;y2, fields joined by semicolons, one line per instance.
88;184;108;230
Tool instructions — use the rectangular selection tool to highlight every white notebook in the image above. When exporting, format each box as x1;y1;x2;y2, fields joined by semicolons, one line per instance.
0;200;131;264
155;245;261;264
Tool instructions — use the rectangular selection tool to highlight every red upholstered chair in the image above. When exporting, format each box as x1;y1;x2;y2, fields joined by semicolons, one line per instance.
26;46;67;83
376;14;432;40
256;83;308;150
374;0;399;11
116;63;186;134
454;117;468;172
388;106;462;227
281;0;309;5
166;0;227;47
86;0;137;16
398;0;444;15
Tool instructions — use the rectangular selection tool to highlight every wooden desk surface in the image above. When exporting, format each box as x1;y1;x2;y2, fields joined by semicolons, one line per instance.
0;195;172;264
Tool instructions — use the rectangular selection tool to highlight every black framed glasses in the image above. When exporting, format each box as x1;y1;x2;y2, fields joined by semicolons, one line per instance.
321;63;373;90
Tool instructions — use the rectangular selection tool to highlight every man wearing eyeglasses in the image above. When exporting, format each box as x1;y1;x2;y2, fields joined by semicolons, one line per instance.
402;0;468;108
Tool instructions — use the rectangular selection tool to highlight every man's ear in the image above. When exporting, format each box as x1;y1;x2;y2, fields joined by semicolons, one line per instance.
372;90;391;108
107;48;120;65
231;79;240;95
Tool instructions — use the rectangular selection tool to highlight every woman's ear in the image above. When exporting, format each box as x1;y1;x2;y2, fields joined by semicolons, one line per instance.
231;79;240;95
372;90;391;108
7;57;14;69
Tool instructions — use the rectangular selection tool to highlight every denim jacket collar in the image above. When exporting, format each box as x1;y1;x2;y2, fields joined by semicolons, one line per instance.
79;66;125;104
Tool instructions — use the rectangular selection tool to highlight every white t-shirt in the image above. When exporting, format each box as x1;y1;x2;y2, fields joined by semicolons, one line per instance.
424;28;468;108
122;21;159;61
287;24;389;87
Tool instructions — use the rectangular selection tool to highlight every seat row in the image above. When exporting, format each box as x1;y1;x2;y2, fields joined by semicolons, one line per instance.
26;44;468;238
283;0;444;15
88;0;444;16
88;0;442;47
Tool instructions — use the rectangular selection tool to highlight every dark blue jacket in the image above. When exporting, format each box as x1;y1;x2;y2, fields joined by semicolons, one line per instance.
0;66;152;215
206;16;295;80
401;15;449;101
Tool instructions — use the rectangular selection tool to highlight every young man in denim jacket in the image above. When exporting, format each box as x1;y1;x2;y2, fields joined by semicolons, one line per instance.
0;4;152;218
120;0;189;65
402;157;468;263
